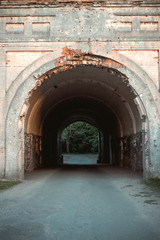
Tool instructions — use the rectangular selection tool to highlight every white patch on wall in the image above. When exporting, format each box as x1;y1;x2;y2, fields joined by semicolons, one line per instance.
6;23;24;33
32;22;50;36
6;51;51;91
109;21;132;31
118;50;159;89
140;22;158;31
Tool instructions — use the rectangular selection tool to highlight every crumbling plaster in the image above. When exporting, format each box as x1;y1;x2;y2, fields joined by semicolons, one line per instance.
1;46;159;179
0;1;160;179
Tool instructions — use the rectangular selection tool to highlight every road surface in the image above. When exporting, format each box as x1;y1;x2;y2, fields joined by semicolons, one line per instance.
0;155;160;240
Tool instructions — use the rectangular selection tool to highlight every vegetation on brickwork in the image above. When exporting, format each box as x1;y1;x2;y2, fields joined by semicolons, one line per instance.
144;179;160;192
62;121;99;154
0;181;21;191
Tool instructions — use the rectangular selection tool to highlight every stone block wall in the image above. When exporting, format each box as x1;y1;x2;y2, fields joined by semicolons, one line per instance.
119;132;143;172
25;133;42;171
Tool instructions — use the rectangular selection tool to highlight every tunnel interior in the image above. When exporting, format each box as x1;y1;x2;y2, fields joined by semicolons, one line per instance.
42;96;119;167
24;65;143;172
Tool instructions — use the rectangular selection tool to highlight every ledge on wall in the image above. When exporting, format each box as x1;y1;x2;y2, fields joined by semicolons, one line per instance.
0;0;160;7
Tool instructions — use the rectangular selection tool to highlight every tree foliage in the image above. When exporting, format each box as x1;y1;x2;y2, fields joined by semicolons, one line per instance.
61;121;99;153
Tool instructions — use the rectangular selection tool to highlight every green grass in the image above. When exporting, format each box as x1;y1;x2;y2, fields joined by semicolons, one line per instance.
144;199;158;205
144;179;160;192
0;181;21;191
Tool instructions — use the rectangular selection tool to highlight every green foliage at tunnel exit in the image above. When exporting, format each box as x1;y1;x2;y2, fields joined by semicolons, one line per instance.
61;121;99;154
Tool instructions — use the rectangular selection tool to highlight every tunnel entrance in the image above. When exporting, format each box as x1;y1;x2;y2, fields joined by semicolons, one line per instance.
42;96;118;167
61;121;99;165
24;62;144;174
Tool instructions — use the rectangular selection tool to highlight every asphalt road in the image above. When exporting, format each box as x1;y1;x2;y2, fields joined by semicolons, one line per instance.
63;153;98;164
0;155;160;240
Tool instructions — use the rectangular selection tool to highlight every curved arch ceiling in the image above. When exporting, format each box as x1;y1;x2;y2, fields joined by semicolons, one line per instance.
25;65;142;137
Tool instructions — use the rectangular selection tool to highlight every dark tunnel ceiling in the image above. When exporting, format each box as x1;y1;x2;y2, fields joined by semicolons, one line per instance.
26;65;142;136
43;96;119;136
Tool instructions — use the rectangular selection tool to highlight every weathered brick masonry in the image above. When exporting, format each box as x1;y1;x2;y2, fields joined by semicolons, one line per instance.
0;0;160;179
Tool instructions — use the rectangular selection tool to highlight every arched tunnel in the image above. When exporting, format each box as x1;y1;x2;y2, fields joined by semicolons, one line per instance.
24;65;143;172
43;97;118;166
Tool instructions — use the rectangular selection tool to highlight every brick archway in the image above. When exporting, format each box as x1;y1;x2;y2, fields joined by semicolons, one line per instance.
4;48;160;179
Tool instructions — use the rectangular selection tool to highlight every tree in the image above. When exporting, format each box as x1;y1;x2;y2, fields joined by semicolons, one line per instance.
61;121;99;153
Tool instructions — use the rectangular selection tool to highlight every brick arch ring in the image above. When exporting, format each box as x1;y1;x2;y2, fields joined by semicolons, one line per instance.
4;47;160;179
